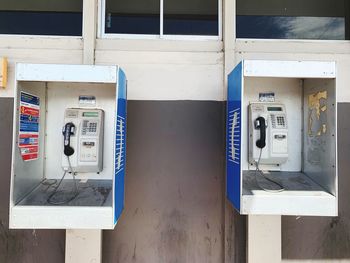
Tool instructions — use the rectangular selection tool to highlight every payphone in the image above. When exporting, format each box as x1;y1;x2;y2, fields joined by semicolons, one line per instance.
10;63;127;229
248;102;288;192
249;103;288;166
226;60;337;216
61;108;104;173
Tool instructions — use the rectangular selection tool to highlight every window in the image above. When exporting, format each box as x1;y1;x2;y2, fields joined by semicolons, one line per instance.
103;0;219;38
236;0;350;40
0;0;83;36
105;0;160;34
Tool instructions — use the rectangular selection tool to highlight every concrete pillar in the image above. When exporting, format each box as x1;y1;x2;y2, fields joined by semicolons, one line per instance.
65;229;102;263
247;215;281;263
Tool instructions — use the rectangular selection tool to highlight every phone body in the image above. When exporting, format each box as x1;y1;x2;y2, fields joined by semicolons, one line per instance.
249;103;288;165
61;108;104;173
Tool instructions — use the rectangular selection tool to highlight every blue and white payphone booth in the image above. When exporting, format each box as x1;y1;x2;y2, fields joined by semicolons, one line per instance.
226;60;338;216
10;63;127;229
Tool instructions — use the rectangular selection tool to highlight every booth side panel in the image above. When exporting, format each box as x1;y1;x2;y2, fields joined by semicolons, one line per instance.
12;82;46;204
303;79;337;196
114;69;127;224
226;62;243;212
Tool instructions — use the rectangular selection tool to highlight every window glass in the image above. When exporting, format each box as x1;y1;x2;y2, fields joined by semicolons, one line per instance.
236;0;349;40
105;0;160;34
164;0;218;35
0;0;83;36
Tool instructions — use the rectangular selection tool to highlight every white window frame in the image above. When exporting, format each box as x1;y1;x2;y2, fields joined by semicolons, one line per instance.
98;0;222;40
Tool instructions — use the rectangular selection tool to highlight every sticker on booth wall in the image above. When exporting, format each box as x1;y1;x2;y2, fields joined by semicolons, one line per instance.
259;92;275;102
18;92;40;161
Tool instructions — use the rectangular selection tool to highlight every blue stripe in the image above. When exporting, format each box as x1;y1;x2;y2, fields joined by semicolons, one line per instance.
114;68;127;224
226;62;242;212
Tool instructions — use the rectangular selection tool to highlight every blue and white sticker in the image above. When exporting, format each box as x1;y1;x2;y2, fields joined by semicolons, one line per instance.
19;91;40;161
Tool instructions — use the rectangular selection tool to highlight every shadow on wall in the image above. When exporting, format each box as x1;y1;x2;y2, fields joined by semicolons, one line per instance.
0;98;65;263
282;103;350;259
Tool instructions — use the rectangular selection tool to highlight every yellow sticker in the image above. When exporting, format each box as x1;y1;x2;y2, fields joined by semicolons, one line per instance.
308;90;327;136
0;57;8;89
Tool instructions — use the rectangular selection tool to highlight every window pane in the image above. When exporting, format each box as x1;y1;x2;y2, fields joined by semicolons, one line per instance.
164;0;218;35
105;0;160;34
236;0;349;40
0;0;82;36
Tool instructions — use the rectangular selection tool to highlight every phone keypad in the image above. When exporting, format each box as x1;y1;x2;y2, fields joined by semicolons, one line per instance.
277;116;285;126
82;120;98;135
271;115;286;128
88;122;97;133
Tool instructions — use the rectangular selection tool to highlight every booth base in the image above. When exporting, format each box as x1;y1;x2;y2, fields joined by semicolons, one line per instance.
10;179;114;229
242;171;337;216
17;179;113;206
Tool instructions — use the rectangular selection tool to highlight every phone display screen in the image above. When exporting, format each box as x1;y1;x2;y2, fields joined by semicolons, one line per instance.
83;112;99;117
267;107;282;111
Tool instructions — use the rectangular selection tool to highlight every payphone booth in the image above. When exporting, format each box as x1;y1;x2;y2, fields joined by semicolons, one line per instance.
9;63;127;229
226;60;338;216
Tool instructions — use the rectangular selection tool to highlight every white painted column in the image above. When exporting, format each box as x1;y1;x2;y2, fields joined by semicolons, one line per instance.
65;229;102;263
247;215;282;263
82;0;97;64
223;0;236;100
66;1;102;263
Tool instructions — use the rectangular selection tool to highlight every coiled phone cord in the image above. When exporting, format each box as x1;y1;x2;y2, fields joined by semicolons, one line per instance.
254;148;285;193
47;156;79;205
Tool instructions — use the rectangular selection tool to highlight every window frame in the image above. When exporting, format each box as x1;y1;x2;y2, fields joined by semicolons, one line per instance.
99;0;222;40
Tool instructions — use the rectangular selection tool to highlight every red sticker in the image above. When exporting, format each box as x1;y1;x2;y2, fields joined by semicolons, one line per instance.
19;134;38;147
22;153;38;161
20;106;39;117
20;146;38;154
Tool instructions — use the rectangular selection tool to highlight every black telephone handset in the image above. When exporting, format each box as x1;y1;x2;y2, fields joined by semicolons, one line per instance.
255;116;266;149
62;122;75;156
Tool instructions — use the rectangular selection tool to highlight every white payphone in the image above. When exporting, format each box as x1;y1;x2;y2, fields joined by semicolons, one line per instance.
249;103;288;166
248;102;288;192
61;108;104;173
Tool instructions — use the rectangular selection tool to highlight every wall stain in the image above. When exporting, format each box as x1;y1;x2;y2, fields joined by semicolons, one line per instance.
205;236;212;263
132;242;137;261
133;208;139;217
0;220;23;263
319;216;350;258
115;243;129;263
178;186;183;200
158;209;190;263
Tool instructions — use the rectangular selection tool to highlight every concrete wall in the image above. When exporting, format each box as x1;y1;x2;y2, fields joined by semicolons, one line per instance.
103;101;226;262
